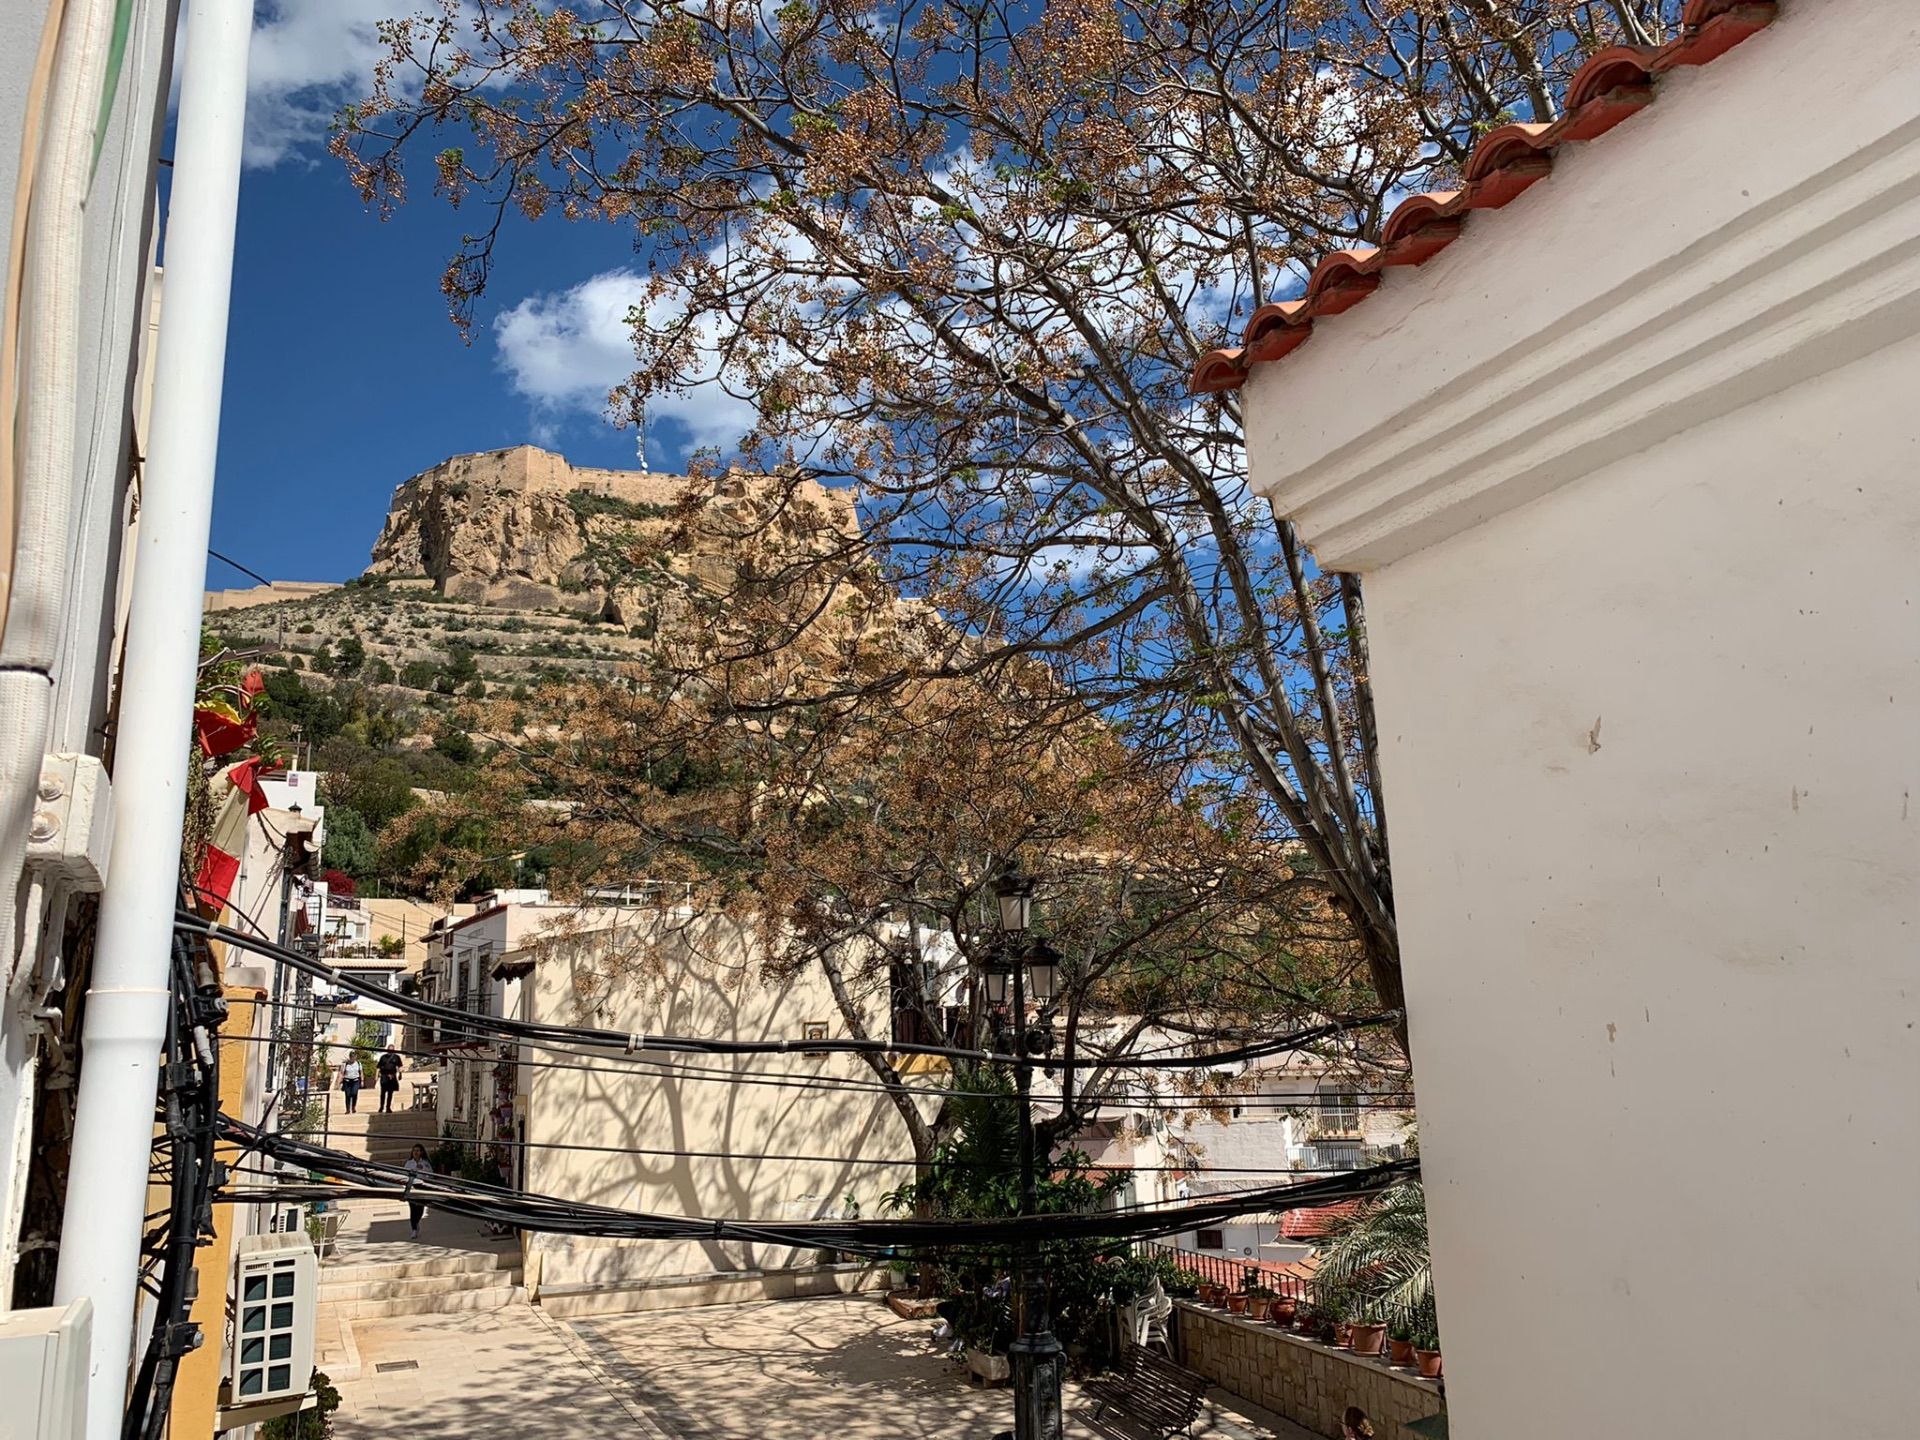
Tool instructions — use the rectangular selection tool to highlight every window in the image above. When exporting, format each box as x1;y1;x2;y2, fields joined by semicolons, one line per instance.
1315;1086;1361;1137
1195;1228;1226;1251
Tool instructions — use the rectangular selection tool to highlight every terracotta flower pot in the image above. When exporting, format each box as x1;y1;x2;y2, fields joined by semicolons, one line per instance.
1272;1301;1297;1327
1388;1338;1416;1366
1414;1349;1444;1379
1198;1284;1222;1306
1332;1321;1353;1347
1248;1297;1272;1321
1293;1313;1317;1335
1348;1322;1388;1356
1225;1294;1249;1315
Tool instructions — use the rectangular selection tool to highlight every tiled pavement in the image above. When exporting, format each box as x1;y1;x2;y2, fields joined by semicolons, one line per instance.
331;1305;637;1438
334;1292;1318;1440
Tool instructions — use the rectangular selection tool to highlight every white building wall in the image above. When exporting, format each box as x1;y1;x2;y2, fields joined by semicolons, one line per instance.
1240;6;1920;1437
516;911;921;1298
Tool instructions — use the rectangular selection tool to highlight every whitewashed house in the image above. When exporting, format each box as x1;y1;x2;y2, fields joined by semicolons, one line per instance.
1198;3;1919;1436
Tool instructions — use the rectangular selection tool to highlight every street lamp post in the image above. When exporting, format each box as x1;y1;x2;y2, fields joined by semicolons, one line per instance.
992;871;1064;1440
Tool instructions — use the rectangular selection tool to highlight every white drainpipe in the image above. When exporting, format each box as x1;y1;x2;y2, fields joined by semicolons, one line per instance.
52;2;255;1434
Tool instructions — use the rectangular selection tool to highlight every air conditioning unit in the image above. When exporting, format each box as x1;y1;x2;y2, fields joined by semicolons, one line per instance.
229;1232;317;1406
0;1299;91;1440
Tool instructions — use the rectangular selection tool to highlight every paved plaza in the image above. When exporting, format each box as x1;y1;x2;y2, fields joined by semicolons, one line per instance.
332;1294;1318;1440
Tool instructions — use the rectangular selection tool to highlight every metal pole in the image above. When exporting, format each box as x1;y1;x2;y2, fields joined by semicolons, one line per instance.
52;2;256;1430
1007;951;1063;1440
261;860;295;1107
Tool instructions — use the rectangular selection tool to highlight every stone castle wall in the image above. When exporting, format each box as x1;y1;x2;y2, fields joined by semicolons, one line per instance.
393;445;688;509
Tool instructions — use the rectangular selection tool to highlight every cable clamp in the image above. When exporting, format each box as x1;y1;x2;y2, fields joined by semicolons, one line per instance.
713;1218;726;1238
626;1032;645;1054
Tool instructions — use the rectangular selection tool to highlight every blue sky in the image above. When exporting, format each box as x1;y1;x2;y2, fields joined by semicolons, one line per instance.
208;2;734;586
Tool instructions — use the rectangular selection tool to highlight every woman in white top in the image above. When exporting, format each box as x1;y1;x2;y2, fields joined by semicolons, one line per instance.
339;1056;362;1114
402;1144;433;1240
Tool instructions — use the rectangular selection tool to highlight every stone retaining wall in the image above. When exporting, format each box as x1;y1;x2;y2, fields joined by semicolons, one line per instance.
1173;1301;1444;1440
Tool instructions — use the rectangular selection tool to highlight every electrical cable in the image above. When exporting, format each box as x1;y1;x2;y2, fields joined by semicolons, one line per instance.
228;1016;1418;1114
123;920;227;1440
178;910;1399;1074
215;1117;1418;1252
207;547;273;588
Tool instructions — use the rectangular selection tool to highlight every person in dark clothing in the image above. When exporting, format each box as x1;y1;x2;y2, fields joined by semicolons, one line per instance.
403;1144;432;1239
377;1044;404;1112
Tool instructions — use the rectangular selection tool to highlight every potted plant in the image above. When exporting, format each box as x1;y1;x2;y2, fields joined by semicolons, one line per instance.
1240;1266;1275;1321
1348;1297;1389;1358
1388;1319;1416;1367
1292;1303;1319;1336
1323;1288;1355;1347
940;1288;1013;1386
1197;1280;1223;1307
1224;1289;1249;1316
1271;1293;1297;1327
1411;1314;1443;1378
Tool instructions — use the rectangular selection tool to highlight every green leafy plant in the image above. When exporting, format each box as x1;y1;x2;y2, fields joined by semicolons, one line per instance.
261;1369;341;1440
881;1065;1131;1361
1312;1176;1433;1336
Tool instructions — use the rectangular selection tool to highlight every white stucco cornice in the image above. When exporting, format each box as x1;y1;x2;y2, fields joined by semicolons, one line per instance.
1243;1;1920;572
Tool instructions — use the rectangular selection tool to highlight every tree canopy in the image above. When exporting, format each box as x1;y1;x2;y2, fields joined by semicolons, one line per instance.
341;1;1688;1042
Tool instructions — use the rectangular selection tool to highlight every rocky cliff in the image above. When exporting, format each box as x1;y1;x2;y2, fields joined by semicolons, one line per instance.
206;445;882;705
366;444;853;625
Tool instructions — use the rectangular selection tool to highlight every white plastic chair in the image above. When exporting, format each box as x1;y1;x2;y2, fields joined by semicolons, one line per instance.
1132;1275;1172;1353
313;1207;346;1259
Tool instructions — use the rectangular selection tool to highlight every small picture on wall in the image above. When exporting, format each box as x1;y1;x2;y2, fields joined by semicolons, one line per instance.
801;1021;829;1042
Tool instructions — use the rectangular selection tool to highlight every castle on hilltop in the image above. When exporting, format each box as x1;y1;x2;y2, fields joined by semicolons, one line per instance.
390;443;692;510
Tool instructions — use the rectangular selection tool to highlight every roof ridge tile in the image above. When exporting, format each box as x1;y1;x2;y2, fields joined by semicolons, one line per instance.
1191;2;1780;395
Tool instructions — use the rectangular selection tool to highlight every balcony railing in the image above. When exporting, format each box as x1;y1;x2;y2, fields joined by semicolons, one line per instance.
427;990;492;1048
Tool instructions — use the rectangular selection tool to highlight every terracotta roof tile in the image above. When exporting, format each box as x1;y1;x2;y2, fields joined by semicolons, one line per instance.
1191;1;1778;396
1278;1199;1363;1239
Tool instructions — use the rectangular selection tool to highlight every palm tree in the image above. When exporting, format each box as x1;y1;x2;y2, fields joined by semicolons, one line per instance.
1311;1177;1432;1330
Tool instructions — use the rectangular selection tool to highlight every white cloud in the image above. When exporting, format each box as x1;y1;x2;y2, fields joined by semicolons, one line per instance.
492;268;760;462
239;0;402;167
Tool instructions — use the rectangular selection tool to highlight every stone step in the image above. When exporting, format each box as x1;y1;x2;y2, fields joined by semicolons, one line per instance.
320;1268;522;1302
322;1250;518;1284
322;1283;528;1320
307;1117;433;1131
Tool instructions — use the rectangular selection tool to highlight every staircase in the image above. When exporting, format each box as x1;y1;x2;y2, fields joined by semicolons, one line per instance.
319;1249;525;1319
315;1249;525;1379
308;1099;528;1382
313;1101;439;1165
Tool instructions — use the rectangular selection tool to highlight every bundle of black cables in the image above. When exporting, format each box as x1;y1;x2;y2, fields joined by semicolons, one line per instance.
124;924;228;1440
219;1117;1418;1256
175;909;1398;1073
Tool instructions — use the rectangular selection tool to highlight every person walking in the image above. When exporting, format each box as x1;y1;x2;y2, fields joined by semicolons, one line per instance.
403;1143;433;1240
339;1055;362;1114
377;1043;404;1113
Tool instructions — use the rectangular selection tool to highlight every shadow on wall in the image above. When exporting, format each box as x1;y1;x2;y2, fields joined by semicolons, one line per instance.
519;912;923;1289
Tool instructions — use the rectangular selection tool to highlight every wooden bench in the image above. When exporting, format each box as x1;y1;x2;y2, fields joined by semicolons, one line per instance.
1083;1345;1209;1438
